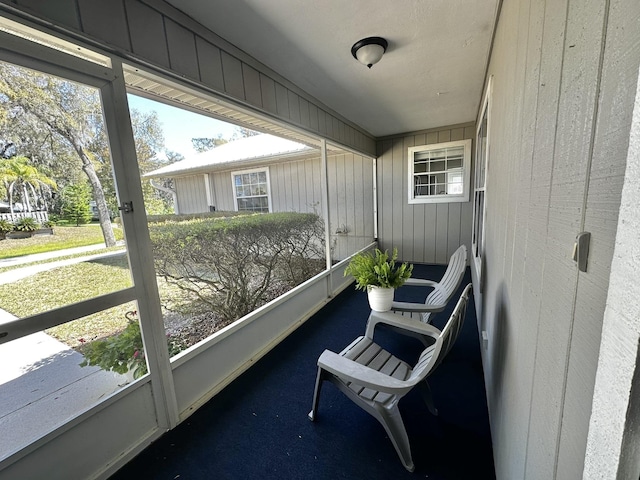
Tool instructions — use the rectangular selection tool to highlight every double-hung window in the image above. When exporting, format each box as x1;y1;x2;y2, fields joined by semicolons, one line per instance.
232;168;271;212
408;139;471;204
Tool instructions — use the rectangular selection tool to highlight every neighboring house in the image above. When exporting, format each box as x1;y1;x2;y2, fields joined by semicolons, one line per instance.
144;134;375;260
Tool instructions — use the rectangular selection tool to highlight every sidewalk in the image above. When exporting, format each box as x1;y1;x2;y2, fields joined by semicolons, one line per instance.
0;248;126;286
0;243;132;461
0;241;123;268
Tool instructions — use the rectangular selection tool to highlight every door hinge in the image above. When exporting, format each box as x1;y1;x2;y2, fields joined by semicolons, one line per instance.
118;201;134;214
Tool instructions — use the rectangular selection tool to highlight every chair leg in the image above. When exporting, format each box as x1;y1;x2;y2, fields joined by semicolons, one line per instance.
308;367;326;421
378;405;415;472
418;380;438;416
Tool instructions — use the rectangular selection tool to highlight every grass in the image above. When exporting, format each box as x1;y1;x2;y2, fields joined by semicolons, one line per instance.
0;254;134;348
0;224;124;259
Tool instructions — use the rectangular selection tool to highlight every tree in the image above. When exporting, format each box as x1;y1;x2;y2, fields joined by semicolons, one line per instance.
61;182;92;226
191;134;227;153
0;156;56;212
231;127;259;140
0;62;117;246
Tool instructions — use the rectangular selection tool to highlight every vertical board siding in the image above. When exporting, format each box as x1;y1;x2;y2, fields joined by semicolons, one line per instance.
475;0;637;478
259;74;278;115
164;19;199;81
195;37;224;92
220;52;244;100
16;0;81;29
77;0;131;51
242;63;262;108
376;124;475;265
125;0;170;68
175;176;207;213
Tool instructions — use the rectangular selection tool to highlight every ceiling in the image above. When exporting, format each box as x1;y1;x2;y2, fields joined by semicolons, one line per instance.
165;0;498;138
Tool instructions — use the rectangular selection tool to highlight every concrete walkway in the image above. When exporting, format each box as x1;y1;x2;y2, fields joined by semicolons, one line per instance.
0;243;132;460
0;249;126;285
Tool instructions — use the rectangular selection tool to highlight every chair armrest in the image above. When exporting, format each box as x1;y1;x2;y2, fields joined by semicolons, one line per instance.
403;278;438;288
317;350;413;395
365;310;442;340
391;301;446;313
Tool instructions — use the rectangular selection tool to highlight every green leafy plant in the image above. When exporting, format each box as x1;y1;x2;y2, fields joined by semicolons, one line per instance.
344;248;413;291
13;217;39;232
79;310;187;379
0;219;13;237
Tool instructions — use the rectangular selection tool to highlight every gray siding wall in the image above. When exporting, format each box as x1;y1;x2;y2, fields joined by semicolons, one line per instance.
327;153;375;260
270;158;322;213
175;153;375;260
476;0;640;479
2;0;375;156
175;176;207;214
376;123;475;264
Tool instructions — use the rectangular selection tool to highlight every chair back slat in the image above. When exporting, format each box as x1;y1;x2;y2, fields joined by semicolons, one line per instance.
408;283;472;382
421;245;467;322
431;283;472;371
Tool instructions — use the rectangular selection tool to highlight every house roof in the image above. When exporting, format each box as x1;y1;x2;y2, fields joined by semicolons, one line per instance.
144;134;313;178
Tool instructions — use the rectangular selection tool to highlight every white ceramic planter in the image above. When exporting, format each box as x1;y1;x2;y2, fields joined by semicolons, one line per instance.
367;286;395;312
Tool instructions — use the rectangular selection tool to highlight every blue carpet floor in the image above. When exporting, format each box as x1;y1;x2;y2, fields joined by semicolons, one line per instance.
110;265;495;479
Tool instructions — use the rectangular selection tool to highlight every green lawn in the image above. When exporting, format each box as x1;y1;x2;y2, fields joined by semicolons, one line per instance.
0;254;134;347
0;224;124;259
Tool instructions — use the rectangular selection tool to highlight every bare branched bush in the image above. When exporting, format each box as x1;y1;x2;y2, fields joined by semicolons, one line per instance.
149;212;325;322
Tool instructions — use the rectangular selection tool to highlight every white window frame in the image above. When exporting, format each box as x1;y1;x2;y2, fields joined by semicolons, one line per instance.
407;139;472;204
472;76;492;288
231;167;272;212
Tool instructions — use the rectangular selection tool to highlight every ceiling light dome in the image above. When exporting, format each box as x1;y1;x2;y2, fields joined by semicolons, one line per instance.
351;37;388;69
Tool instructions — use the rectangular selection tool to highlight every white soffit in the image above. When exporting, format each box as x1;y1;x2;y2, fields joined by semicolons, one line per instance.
124;66;328;150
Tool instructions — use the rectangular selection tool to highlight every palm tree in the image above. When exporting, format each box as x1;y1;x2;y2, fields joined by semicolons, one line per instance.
0;156;57;213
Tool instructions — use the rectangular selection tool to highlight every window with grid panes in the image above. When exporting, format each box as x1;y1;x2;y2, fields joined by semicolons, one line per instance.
408;139;471;204
232;168;271;212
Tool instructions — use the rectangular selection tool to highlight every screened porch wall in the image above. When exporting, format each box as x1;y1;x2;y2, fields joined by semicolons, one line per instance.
376;122;475;264
6;0;375;157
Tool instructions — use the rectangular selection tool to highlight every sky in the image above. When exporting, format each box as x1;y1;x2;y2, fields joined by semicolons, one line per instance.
127;94;239;158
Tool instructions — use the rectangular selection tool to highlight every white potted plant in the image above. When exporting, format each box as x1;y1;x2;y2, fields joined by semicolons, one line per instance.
344;247;413;311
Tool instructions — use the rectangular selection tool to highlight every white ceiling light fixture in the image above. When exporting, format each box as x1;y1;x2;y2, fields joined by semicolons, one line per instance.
351;37;388;69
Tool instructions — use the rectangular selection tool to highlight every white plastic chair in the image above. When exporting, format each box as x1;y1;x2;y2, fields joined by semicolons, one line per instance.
308;284;472;472
371;244;467;347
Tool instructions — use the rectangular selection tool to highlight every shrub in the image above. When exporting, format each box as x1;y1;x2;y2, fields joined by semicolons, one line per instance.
149;212;325;322
80;310;187;378
13;217;39;232
147;210;248;224
0;219;13;239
